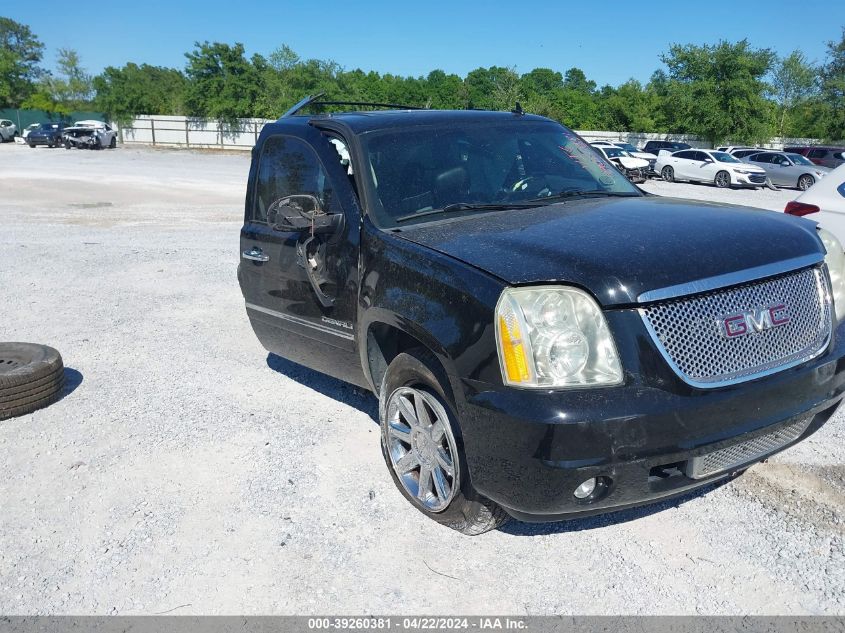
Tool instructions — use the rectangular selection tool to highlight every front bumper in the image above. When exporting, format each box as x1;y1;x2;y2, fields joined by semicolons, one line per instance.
27;136;58;146
454;316;845;522
734;172;767;186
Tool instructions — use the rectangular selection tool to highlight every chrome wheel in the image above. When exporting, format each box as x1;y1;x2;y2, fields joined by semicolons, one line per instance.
799;175;814;191
715;171;730;188
661;166;674;182
384;386;458;512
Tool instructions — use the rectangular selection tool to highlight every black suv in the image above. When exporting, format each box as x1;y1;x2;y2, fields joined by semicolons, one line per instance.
238;97;845;534
641;140;692;155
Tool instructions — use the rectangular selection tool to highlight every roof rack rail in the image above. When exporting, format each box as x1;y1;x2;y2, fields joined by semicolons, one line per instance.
282;94;423;117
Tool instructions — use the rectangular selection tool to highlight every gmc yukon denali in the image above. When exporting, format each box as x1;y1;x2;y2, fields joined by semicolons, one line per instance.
238;96;845;534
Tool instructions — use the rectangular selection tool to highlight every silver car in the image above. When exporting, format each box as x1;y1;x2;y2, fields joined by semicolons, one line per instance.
742;151;830;190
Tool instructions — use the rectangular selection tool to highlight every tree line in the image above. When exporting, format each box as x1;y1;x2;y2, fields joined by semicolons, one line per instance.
2;16;844;144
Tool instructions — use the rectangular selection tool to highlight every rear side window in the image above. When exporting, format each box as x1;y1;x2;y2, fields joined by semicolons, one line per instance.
253;135;333;223
838;182;845;198
809;149;826;158
674;150;695;160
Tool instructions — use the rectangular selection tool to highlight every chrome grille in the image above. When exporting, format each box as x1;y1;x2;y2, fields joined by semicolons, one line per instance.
640;267;831;387
685;417;811;479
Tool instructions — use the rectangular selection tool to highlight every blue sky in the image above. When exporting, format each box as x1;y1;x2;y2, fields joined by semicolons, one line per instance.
7;0;844;85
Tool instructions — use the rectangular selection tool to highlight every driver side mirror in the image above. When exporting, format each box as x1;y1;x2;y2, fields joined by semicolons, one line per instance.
267;194;342;234
780;161;790;166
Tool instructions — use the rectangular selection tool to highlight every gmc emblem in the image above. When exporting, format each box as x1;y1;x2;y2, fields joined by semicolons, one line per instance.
718;304;790;338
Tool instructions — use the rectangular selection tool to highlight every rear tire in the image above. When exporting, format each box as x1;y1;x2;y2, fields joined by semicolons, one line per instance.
715;171;731;188
661;166;674;182
379;349;510;535
798;174;815;191
0;343;64;421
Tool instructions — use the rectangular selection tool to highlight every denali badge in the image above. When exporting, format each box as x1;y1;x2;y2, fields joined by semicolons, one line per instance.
718;304;790;338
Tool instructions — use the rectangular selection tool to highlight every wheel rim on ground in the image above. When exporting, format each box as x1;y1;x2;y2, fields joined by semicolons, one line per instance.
799;175;814;191
384;386;459;512
716;171;730;188
662;166;673;181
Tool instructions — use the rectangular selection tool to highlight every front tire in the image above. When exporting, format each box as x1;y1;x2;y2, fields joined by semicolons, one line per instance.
379;349;509;535
109;136;117;149
798;174;815;191
715;171;731;188
661;166;674;182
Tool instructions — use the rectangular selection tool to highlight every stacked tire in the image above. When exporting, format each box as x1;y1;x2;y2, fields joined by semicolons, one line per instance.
0;343;65;421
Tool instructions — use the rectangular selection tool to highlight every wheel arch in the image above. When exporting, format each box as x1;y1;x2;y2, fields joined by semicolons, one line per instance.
362;315;456;401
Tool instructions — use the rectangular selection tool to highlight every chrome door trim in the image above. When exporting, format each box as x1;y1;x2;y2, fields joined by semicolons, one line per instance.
245;302;355;340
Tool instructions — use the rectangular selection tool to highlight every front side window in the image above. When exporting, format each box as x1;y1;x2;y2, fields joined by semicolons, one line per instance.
253;135;333;223
712;151;740;163
786;153;813;166
360;121;639;227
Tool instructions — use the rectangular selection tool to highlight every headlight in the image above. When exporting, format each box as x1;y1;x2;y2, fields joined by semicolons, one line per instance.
495;286;623;388
819;228;845;323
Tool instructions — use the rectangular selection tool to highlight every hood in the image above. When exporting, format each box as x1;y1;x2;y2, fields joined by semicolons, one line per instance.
396;196;824;306
617;156;649;169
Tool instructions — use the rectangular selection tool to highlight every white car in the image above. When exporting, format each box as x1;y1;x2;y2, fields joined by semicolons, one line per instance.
0;119;17;142
591;140;657;173
656;149;767;188
593;145;650;182
21;123;39;139
62;120;118;149
785;163;845;245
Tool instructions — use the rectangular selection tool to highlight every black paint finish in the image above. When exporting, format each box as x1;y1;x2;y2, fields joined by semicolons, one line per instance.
237;108;845;523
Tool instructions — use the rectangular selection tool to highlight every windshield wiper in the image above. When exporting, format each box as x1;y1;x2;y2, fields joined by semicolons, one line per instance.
529;190;640;203
395;202;541;223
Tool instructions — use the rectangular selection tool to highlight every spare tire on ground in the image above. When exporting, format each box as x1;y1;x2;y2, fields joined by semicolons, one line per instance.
0;343;65;421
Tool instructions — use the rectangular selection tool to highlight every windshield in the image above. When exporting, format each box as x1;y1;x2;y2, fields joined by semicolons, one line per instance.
787;153;813;166
603;147;626;158
615;142;638;153
361;121;640;227
39;123;56;130
712;151;741;163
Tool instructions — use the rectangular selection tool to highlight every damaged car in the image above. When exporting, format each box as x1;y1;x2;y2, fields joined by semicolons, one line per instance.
62;120;118;150
239;96;845;534
592;145;650;183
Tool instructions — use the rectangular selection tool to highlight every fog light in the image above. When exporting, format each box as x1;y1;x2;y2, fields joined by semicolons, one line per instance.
573;478;597;499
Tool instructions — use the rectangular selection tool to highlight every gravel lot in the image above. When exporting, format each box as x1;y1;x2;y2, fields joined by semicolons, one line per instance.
0;143;843;615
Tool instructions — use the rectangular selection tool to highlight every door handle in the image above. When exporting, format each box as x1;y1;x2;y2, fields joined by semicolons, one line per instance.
242;247;269;262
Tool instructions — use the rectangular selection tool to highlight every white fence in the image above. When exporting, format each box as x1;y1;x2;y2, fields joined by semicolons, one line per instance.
116;115;821;152
119;115;271;150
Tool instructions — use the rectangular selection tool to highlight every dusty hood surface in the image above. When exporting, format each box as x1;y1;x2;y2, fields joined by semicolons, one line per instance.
396;195;824;306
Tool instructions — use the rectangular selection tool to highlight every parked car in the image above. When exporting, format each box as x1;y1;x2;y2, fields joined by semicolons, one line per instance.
785;146;845;169
27;123;65;148
715;146;766;155
656;149;767;188
0;119;17;142
62;120;118;149
592;140;657;174
592;145;649;182
641;140;692;156
21;123;39;139
729;148;769;159
742;151;830;190
785;163;845;244
237;97;845;534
